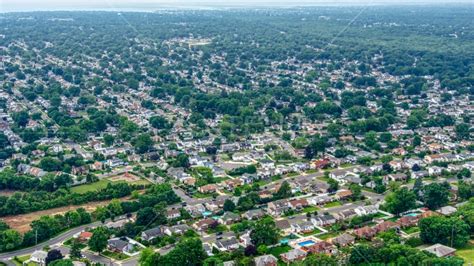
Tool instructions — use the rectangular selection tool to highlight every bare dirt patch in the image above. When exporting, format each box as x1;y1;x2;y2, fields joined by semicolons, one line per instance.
109;172;141;182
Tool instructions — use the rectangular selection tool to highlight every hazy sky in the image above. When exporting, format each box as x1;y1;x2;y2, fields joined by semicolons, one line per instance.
1;0;472;12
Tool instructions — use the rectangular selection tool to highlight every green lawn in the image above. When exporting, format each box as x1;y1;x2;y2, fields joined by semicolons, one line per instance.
268;245;291;258
71;179;112;193
11;255;33;266
456;243;474;264
302;206;320;213
402;226;420;234
318;231;340;240
102;250;130;260
324;201;342;208
71;178;151;194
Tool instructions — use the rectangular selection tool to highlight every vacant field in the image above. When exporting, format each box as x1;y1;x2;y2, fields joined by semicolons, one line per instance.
457;243;474;265
1;198;126;233
71;176;151;194
70;179;112;193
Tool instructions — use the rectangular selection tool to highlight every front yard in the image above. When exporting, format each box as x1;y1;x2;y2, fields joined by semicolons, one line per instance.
101;250;130;260
456;243;474;264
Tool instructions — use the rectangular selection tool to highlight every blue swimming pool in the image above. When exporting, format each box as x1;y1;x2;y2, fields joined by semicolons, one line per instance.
404;213;418;217
202;211;212;216
298;240;316;247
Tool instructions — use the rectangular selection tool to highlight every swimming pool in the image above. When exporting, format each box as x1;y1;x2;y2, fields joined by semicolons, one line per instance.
202;211;212;216
298;240;316;247
404;213;418;217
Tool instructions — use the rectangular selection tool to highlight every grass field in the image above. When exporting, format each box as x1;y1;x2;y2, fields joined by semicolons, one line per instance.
71;178;151;194
324;201;342;208
456;243;474;264
318;231;340;240
71;179;112;193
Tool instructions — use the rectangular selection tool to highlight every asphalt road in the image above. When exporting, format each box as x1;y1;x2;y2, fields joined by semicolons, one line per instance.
0;221;102;261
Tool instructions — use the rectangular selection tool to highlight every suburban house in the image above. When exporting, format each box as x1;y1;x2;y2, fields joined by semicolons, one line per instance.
423;244;456;258
218;212;241;225
280;249;307;263
166;209;181;220
302;241;336;255
353;226;377;239
214;237;240;252
330;233;355;247
254;255;278;266
288;199;309;210
198;184;217;194
374;221;400;233
193;218;217;231
242;209;265;220
291;220;316;234
163;224;191;236
267;199;290;216
108;238;133;254
24;250;47;266
335;190;353;200
141;227;164;241
312;214;336;227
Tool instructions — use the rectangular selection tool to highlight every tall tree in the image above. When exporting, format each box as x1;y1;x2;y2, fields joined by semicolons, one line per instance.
383;188;417;216
88;227;108;254
250;217;279;247
423;183;449;210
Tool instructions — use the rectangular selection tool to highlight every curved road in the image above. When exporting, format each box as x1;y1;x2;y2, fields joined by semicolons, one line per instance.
0;220;103;261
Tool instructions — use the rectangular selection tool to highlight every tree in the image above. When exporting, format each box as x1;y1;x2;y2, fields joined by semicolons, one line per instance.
383;188;417;216
70;238;82;259
413;177;424;199
274;181;292;199
172;153;190;168
159;238;207;266
412;135;421;146
349;183;362;201
304;254;337;266
45;249;63;265
88;227;108;253
250;217;279;246
103;134;114;147
349;244;377;264
223;199;235;212
139;247;155;266
457;181;473;201
327;178;339;193
133;134;154;154
419;216;470;248
136;207;156;226
150;116;172;129
12;111;29;127
0;229;22;251
457;168;471;179
423;183;449;210
455;123;470;140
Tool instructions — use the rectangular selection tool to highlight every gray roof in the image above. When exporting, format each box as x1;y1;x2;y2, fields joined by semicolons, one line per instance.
423;244;456;257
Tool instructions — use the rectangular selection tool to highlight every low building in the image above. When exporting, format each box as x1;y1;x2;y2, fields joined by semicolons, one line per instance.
331;233;355;247
141;227;164;241
423;243;456;257
254;255;278;266
280;249;307;263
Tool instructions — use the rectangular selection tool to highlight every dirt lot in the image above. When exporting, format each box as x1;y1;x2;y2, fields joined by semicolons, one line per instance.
1;198;122;233
108;172;141;182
